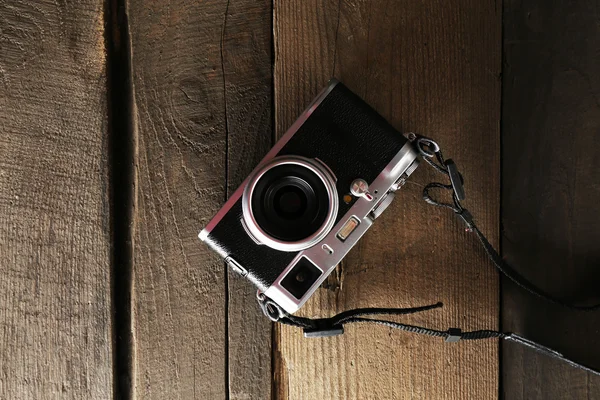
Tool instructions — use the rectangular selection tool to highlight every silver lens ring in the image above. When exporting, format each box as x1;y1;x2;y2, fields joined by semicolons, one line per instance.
242;155;338;252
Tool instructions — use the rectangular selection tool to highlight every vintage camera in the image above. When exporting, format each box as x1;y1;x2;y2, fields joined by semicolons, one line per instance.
199;79;419;314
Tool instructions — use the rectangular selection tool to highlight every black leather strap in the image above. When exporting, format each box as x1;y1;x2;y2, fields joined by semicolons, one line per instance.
472;224;600;310
504;334;600;376
278;302;444;337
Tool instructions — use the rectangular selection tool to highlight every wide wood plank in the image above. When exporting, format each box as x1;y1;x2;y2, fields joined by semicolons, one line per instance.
273;1;501;399
501;0;600;398
222;1;274;399
0;1;112;398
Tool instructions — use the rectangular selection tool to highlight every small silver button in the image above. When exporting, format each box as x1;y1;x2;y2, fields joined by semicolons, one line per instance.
350;179;374;201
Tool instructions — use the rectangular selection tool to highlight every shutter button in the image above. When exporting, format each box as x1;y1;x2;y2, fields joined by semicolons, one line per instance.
350;179;374;201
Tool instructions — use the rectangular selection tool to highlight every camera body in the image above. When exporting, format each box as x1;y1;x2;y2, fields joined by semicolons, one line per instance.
199;80;419;314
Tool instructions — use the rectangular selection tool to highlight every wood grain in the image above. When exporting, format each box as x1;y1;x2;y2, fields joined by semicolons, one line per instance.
128;1;227;398
501;0;600;398
128;0;273;398
0;1;112;399
273;1;501;399
221;1;274;399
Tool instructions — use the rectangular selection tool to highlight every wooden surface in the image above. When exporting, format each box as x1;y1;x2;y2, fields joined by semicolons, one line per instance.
273;1;501;399
0;1;113;399
128;0;228;398
3;0;600;398
128;0;272;398
501;0;600;399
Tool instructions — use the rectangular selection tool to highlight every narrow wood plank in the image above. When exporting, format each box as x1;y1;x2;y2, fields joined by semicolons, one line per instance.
273;1;501;399
222;1;274;399
128;1;228;398
0;1;112;398
129;0;274;398
502;1;600;398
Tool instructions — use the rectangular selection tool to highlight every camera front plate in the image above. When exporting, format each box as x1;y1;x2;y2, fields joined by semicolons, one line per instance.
265;141;419;313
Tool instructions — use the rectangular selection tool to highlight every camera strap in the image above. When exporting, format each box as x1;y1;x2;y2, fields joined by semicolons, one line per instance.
256;134;600;377
412;134;600;312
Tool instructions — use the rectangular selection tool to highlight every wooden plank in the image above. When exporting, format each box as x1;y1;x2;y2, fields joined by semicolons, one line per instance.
0;1;112;399
273;1;501;399
128;1;227;397
501;1;600;398
129;0;273;398
222;1;274;399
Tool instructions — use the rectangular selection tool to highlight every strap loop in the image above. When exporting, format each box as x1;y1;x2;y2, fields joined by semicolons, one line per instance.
445;159;465;201
257;291;285;322
304;323;344;338
445;328;462;343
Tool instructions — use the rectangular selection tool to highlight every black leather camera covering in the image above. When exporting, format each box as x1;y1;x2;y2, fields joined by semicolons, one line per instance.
205;82;408;291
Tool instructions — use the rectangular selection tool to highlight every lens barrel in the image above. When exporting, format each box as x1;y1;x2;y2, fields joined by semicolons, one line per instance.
242;156;338;252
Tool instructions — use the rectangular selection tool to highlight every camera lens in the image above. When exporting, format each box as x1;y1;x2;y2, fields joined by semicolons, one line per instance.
242;156;339;252
271;178;309;219
251;164;330;242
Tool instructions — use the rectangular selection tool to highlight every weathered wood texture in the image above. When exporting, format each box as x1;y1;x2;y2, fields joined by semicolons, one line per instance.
274;1;501;399
128;0;273;398
128;1;227;398
501;1;600;399
0;1;112;399
222;1;274;399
